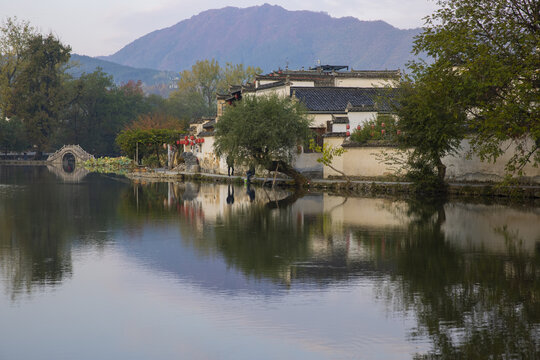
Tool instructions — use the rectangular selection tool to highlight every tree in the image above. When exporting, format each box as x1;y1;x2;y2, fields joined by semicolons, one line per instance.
172;59;262;115
218;62;260;92
214;94;312;187
177;59;221;111
11;33;71;158
394;66;468;189
116;113;186;167
412;0;539;175
0;117;27;154
56;69;115;152
308;139;350;185
0;17;37;119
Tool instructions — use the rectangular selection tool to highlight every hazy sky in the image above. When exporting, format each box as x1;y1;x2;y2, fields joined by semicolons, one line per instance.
1;0;438;57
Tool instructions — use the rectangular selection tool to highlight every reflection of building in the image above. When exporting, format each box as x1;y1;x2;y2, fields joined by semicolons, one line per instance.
322;195;540;254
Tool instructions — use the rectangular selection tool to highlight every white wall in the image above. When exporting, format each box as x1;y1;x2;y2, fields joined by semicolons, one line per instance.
293;152;323;174
323;139;402;178
442;139;540;183
346;111;377;130
252;84;290;97
310;114;332;128
290;80;315;87
322;137;540;183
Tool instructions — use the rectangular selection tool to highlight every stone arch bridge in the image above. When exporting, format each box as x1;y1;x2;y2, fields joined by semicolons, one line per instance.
47;145;94;167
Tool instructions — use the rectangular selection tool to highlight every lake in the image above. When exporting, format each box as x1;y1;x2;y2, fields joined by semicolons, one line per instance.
0;165;538;359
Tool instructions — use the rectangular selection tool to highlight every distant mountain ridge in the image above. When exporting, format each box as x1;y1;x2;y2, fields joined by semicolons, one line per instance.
100;4;421;72
69;54;177;86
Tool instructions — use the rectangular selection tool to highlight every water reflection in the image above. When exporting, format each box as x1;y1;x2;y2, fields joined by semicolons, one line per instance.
0;166;128;299
0;166;539;359
117;181;539;358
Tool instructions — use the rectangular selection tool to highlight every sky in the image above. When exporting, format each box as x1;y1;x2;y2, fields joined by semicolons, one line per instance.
1;0;438;57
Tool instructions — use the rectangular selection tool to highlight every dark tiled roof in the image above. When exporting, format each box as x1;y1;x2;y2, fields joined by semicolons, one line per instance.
333;116;349;124
198;131;214;137
292;87;397;113
323;132;348;138
255;81;287;91
203;119;216;129
257;69;400;81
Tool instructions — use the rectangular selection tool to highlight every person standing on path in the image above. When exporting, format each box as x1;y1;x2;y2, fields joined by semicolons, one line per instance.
227;155;234;176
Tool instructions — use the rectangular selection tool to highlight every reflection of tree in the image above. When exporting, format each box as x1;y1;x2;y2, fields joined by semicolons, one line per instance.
357;198;540;359
0;167;127;300
212;191;311;282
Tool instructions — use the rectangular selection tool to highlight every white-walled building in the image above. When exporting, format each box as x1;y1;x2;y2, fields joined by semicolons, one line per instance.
189;65;400;176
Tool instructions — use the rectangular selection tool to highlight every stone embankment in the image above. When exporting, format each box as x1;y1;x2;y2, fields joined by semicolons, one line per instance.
127;168;540;199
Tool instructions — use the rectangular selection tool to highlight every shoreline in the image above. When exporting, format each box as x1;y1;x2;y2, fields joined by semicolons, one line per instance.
126;168;540;199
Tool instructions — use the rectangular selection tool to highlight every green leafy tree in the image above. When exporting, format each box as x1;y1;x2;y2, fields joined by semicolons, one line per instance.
308;138;350;184
56;69;116;153
11;33;71;158
0;17;37;119
214;94;312;187
218;62;261;92
116;113;185;167
176;59;221;111
173;59;262;116
166;89;208;121
394;66;468;190
0;117;27;154
412;0;539;175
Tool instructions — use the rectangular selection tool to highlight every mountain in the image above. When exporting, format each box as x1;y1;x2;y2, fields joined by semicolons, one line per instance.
100;4;421;72
68;54;178;86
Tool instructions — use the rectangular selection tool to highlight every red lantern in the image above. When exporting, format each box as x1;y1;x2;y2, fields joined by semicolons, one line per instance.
346;131;350;137
381;129;385;135
176;140;180;145
346;124;350;129
381;122;385;127
397;130;401;135
190;141;194;146
190;135;195;140
201;138;205;143
357;125;361;130
184;136;188;141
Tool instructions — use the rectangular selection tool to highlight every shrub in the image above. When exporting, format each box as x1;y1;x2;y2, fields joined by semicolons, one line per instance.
350;114;399;144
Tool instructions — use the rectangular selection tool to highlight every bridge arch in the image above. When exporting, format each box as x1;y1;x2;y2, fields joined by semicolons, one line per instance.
47;145;94;168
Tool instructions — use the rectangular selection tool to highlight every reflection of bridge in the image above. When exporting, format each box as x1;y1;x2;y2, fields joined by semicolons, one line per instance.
46;165;90;183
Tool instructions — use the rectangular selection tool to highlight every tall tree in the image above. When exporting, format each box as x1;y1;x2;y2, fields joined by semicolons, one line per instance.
394;65;468;190
12;33;71;158
0;17;37;119
173;59;262;116
218;62;260;92
412;0;539;175
214;94;312;187
56;69;115;153
0;117;27;154
177;59;221;111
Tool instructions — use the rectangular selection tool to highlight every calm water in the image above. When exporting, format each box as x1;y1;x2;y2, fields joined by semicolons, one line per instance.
0;165;539;360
